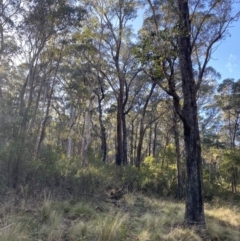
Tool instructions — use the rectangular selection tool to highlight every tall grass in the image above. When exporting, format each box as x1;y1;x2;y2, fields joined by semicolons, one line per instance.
0;190;240;241
97;212;128;241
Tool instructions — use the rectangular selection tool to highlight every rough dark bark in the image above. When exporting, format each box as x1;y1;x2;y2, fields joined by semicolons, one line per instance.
122;115;128;164
135;119;145;168
96;89;107;162
133;120;138;166
130;118;135;165
116;87;124;165
177;0;205;227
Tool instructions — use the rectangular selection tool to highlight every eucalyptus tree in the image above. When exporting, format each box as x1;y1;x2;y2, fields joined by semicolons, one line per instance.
138;0;239;227
66;29;110;163
83;0;142;165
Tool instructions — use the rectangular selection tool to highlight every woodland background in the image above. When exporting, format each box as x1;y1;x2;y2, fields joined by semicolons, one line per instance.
0;0;240;240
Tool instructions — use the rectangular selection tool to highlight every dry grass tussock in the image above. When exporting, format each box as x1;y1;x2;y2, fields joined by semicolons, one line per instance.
0;190;240;241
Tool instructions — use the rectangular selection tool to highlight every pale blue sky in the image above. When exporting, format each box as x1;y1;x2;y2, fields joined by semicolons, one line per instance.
208;20;240;82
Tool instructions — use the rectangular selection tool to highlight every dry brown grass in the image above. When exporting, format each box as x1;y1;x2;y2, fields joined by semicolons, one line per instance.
0;191;239;241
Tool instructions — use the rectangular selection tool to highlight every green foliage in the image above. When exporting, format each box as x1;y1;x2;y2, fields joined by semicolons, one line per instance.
220;149;240;188
141;156;177;195
120;156;177;196
160;144;177;166
201;147;240;199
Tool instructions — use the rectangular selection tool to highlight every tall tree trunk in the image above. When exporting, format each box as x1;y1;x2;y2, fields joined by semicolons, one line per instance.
148;123;152;156
173;109;184;199
122;114;128;164
133;120;138;166
135;119;145;168
100;121;107;163
153;122;158;157
177;0;205;227
33;84;48;158
130;118;135;165
96;92;107;162
81;94;95;167
116;80;124;165
67;105;75;158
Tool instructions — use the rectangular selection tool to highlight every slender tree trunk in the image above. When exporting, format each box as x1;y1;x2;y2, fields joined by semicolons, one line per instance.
122;114;128;164
123;114;128;165
96;93;107;162
130;118;135;165
100;122;107;163
0;23;4;56
67;105;75;158
231;167;237;194
116;79;124;165
177;0;205;227
232;113;239;149
162;132;170;169
81;94;95;166
173;109;184;199
153;122;158;157
148;123;152;156
33;84;48;158
135;119;145;168
133;120;138;166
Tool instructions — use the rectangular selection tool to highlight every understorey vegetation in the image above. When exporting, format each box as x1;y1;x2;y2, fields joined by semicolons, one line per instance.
0;0;240;238
0;164;240;241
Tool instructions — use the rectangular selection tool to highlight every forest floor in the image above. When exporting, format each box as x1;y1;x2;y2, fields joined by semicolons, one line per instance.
0;189;240;241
